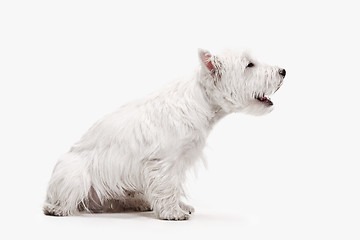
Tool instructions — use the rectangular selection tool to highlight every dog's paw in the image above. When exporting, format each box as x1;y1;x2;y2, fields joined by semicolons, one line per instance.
179;202;195;214
43;204;69;217
158;208;190;221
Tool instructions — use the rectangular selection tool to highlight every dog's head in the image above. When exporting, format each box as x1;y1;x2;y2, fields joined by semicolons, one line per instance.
198;49;285;115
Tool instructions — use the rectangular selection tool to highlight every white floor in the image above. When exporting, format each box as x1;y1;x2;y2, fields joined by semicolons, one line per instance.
7;192;360;240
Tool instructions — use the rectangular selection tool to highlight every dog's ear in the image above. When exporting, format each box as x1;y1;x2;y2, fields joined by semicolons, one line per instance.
198;49;222;79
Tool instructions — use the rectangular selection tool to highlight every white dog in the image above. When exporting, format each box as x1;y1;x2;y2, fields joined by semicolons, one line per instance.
44;48;286;220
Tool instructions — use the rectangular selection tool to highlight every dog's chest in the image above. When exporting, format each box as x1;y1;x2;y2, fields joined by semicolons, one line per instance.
176;127;209;162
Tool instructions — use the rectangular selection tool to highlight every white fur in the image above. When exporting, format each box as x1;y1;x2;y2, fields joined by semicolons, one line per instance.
44;48;285;220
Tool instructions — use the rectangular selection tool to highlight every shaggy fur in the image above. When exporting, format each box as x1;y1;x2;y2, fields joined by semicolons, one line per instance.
44;48;285;220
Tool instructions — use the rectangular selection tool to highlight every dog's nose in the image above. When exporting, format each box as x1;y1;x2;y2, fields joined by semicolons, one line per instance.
279;68;286;78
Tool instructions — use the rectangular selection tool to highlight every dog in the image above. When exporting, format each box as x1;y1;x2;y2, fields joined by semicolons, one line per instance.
44;48;286;220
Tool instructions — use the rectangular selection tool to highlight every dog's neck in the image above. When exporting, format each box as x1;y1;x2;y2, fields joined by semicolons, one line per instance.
192;71;228;128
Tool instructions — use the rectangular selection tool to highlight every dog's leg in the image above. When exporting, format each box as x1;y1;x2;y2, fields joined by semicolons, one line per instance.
148;184;189;221
43;153;91;216
97;193;152;213
144;159;189;220
124;191;152;212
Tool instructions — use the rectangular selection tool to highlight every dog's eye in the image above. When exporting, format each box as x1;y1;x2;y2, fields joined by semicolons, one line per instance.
246;62;254;68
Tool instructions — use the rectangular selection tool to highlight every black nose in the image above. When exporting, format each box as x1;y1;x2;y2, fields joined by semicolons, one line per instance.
279;68;286;77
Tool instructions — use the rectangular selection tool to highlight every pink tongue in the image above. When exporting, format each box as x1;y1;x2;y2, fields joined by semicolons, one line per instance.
260;96;267;101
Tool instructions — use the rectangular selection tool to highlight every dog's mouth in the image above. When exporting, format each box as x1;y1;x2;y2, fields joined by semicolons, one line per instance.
255;93;273;106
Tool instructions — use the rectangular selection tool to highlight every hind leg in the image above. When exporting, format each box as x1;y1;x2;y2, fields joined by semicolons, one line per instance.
102;191;152;213
122;191;152;212
43;153;91;216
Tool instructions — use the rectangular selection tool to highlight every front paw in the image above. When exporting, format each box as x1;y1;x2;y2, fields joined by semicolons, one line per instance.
179;202;195;214
157;208;190;221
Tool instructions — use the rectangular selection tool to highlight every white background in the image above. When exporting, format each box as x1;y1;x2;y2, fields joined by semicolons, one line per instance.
1;0;359;239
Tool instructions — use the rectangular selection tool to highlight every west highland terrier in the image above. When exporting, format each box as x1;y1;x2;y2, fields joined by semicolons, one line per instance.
44;48;286;220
